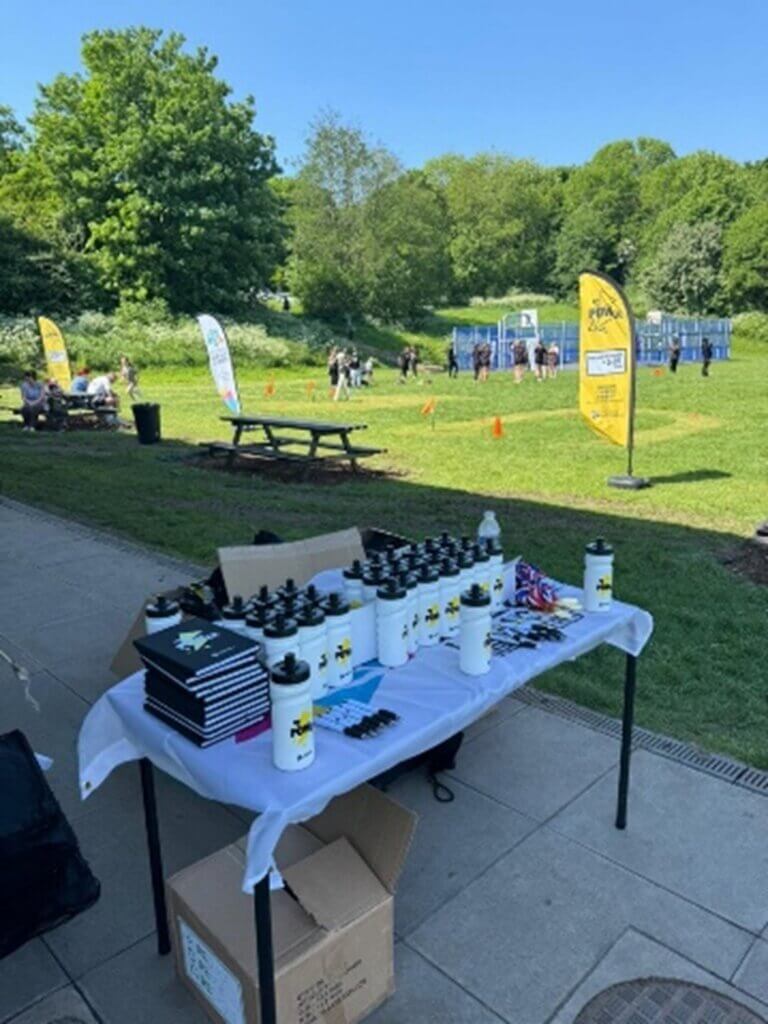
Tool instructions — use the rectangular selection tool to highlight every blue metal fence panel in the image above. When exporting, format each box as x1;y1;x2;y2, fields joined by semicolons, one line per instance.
451;317;731;370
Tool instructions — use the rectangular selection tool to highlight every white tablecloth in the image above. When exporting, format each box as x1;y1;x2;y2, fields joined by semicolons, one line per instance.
78;572;652;890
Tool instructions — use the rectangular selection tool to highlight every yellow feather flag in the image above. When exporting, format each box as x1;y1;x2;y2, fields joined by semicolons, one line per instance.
38;317;72;392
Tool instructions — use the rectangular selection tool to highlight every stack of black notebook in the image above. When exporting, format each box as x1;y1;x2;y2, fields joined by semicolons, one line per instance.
134;617;270;747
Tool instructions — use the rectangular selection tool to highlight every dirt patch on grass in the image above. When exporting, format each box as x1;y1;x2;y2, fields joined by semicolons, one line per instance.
721;538;768;586
189;453;399;486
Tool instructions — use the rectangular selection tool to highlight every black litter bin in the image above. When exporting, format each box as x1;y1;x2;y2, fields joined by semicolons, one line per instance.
132;402;161;444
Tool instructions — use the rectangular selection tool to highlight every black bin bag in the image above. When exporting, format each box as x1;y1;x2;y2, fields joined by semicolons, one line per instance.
0;730;100;959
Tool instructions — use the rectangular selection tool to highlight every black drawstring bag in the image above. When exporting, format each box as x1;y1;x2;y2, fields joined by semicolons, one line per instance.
0;730;100;959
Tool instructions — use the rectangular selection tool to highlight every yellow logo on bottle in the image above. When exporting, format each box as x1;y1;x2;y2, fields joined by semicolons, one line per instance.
335;637;352;664
445;598;460;619
290;711;313;746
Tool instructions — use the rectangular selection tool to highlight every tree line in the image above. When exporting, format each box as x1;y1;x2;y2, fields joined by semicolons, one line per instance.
2;27;767;325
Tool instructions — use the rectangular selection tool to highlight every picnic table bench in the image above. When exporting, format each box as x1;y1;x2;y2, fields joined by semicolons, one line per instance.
5;393;119;430
204;414;385;472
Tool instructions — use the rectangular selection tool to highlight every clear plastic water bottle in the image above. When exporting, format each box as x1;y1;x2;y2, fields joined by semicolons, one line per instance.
478;511;501;542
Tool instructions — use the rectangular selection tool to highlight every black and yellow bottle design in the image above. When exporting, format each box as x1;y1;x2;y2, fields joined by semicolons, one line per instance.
484;631;492;650
493;576;504;597
445;597;460;620
425;604;440;626
597;574;612;596
335;637;352;666
290;710;313;747
318;650;329;678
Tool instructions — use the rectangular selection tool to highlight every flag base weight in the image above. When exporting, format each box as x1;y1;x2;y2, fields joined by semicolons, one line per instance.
607;475;651;490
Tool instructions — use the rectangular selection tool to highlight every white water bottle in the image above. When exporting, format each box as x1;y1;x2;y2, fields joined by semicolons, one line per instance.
362;565;386;604
459;584;492;676
322;593;354;689
343;559;366;608
376;578;409;668
457;544;475;596
471;543;492;596
144;595;182;634
263;615;300;670
219;595;249;636
244;605;273;646
584;538;614;612
297;605;329;699
417;564;441;646
484;538;505;611
270;654;315;772
398;571;419;656
478;510;501;542
438;558;462;639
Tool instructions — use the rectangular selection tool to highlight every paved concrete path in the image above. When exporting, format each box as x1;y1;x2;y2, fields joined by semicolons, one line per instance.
1;498;766;1024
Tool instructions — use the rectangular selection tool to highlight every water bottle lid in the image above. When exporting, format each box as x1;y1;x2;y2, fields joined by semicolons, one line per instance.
263;614;298;639
398;570;418;590
362;565;385;586
484;537;503;557
271;652;311;686
439;557;460;577
321;592;350;616
439;531;453;546
278;577;300;597
304;584;322;605
145;594;180;618
377;577;406;601
418;563;439;583
472;543;490;563
245;606;274;628
460;535;474;550
586;537;613;556
220;595;247;619
461;583;491;607
297;603;325;627
457;549;475;568
343;559;365;580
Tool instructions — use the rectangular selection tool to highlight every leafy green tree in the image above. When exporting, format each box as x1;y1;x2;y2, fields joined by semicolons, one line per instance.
0;106;25;175
424;154;563;299
289;112;400;318
27;28;282;311
639;152;749;266
642;221;723;314
723;203;768;311
360;171;451;323
554;138;676;294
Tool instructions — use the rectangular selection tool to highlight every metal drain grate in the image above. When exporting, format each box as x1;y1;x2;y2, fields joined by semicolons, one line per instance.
512;689;768;796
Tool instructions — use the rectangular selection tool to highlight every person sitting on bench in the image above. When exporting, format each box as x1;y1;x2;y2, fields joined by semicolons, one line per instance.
19;371;47;432
87;371;119;409
71;367;90;394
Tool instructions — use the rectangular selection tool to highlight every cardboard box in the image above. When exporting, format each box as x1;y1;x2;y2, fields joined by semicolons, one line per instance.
167;785;416;1024
111;527;409;679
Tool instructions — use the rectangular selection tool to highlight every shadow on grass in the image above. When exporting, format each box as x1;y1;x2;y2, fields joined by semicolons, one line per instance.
650;469;733;485
0;421;766;769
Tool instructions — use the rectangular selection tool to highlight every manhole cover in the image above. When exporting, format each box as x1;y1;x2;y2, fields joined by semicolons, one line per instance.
574;978;765;1023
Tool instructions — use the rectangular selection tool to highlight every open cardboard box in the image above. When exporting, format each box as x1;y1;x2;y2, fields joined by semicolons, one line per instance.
167;784;416;1024
111;526;410;679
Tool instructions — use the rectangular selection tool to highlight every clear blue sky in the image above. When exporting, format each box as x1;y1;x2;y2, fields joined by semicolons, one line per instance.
3;0;766;170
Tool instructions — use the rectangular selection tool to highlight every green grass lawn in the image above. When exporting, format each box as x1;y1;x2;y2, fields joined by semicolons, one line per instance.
1;345;766;767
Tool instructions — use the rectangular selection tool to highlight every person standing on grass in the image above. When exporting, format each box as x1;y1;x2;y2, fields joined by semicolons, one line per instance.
327;346;339;394
512;340;528;383
478;342;491;382
19;371;47;431
448;344;459;378
701;337;713;377
533;339;547;381
398;347;410;383
349;349;362;388
547;343;560;379
410;346;420;378
471;342;481;381
669;336;681;374
119;355;141;401
334;349;350;401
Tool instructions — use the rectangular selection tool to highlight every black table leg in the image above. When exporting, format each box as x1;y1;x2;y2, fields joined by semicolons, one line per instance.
139;758;171;955
254;874;278;1024
615;653;637;830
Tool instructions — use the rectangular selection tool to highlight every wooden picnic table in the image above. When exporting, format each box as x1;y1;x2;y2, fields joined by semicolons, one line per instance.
205;414;385;472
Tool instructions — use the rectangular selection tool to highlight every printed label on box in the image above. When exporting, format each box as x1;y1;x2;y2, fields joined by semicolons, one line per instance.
180;919;245;1024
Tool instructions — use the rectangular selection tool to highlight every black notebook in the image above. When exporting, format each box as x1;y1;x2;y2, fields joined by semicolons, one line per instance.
134;618;259;685
144;670;269;726
144;701;269;747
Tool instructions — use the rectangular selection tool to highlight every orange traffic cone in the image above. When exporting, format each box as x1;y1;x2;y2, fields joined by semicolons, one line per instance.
264;380;275;398
421;397;436;416
491;416;504;439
